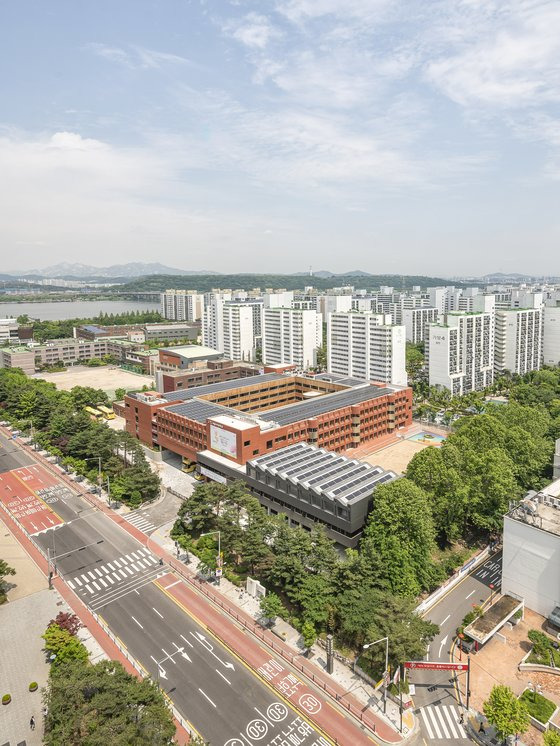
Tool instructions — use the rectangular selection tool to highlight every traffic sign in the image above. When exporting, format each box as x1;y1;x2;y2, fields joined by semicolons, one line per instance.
215;568;223;578
404;661;469;671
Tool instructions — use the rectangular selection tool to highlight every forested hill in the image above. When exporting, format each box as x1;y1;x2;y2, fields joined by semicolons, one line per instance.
119;273;460;293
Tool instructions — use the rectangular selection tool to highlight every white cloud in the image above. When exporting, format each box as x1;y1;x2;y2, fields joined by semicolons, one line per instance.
276;0;393;24
226;12;280;49
87;43;192;70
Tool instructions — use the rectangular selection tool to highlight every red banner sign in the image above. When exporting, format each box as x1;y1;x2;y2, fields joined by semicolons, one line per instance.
404;661;469;671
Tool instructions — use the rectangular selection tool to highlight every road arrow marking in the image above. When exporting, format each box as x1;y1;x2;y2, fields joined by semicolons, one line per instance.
190;631;235;672
173;642;192;663
438;635;448;658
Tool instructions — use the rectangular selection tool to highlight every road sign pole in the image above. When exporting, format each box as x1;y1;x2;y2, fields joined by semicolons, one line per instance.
466;656;471;711
399;664;403;733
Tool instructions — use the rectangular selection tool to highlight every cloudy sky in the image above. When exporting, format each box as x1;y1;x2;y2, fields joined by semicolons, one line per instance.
1;0;559;276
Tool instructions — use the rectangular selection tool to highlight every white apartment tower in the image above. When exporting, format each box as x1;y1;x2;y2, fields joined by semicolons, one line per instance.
222;304;257;362
327;311;407;387
160;289;204;322
262;308;321;369
403;307;439;344
428;311;494;396
494;308;542;376
543;306;560;367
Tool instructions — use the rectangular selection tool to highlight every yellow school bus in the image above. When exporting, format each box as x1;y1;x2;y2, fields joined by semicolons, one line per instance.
97;405;116;420
85;406;104;421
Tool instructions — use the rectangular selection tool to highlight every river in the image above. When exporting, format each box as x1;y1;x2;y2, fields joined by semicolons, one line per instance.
0;299;161;321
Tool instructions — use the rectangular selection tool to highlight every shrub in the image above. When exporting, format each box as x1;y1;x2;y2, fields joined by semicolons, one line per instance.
29;682;38;692
2;693;11;704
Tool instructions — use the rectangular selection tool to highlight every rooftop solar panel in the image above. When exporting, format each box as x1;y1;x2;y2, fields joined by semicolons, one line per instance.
163;372;285;402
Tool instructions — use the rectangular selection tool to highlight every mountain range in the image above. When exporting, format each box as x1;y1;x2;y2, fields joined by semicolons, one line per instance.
13;262;217;279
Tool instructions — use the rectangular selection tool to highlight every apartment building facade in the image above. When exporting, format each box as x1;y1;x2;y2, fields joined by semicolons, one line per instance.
494;308;543;376
403;307;439;344
160;289;204;322
327;311;407;386
262;308;321;370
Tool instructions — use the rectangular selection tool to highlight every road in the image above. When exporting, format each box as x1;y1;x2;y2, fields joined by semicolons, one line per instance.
409;551;503;744
0;432;379;746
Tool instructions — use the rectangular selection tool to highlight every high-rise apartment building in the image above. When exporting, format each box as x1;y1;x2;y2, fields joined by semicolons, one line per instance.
403;307;439;344
262;308;321;369
327;311;407;386
494;308;543;376
222;304;257;362
428;311;494;396
160;289;204;322
543;306;560;366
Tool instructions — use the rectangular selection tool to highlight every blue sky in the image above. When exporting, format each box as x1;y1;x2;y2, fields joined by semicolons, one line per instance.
0;0;559;276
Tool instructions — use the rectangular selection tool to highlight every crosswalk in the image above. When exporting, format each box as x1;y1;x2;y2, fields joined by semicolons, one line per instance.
419;705;466;740
65;547;165;611
123;509;157;535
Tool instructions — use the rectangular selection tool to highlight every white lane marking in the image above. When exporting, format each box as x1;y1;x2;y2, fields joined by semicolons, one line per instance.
442;705;462;738
180;634;194;648
153;607;164;619
98;577;108;588
466;589;475;599
441;614;450;625
68;580;75;589
216;669;231;685
438;635;448;658
92;581;101;591
422;707;438;739
161;647;176;665
131;616;143;629
198;688;216;708
164;579;181;590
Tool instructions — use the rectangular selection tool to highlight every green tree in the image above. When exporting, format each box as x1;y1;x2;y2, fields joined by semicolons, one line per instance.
362;479;437;596
42;625;89;666
44;659;175;745
544;731;560;746
301;620;317;651
259;592;288;622
483;685;529;741
0;558;16;602
114;387;127;401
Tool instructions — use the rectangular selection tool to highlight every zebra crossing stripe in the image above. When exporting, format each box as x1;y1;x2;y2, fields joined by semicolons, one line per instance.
88;571;96;580
86;585;94;594
107;562;114;571
92;581;101;591
443;705;462;737
107;576;114;584
95;568;103;577
112;572;121;581
114;559;121;568
125;566;134;576
131;563;141;571
81;574;89;583
119;569;127;579
68;580;75;589
74;577;82;586
98;578;108;588
421;707;436;739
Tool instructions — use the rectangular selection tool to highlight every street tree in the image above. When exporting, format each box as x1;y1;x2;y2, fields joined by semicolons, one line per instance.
483;685;529;742
0;558;16;602
259;592;288;622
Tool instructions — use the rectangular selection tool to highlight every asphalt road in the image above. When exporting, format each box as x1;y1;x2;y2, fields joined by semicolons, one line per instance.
0;431;35;472
13;453;332;746
409;551;503;745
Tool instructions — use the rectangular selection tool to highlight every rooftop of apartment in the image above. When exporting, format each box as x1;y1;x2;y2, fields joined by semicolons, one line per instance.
507;478;560;536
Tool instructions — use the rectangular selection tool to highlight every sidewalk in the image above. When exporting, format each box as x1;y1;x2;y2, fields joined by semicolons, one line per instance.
5;428;410;743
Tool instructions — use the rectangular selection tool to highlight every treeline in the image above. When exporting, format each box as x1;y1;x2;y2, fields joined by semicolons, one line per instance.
172;481;440;673
0;369;160;506
16;309;164;342
42;613;175;744
119;273;459;294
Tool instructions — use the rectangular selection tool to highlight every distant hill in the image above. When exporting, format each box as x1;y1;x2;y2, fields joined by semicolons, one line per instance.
292;270;374;279
118;273;460;294
13;262;217;279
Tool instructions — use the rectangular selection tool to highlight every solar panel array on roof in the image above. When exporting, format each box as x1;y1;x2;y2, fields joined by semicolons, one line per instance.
250;442;396;506
259;384;392;425
164;399;241;423
313;373;368;388
162;372;285;402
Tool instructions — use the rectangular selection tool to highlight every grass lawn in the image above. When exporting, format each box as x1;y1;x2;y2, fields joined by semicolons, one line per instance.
519;689;557;724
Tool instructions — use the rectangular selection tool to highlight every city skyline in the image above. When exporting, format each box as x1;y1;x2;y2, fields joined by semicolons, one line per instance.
1;0;559;275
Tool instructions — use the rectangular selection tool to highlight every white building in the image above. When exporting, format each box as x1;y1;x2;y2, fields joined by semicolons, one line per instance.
403;307;439;344
327;311;407;386
502;483;560;618
262;308;321;370
0;318;22;345
428;311;494;396
222;304;257;362
263;291;294;309
494;308;542;376
543;306;560;367
160;289;204;322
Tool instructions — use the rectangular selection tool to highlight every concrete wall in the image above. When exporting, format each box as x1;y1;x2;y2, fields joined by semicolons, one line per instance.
502;514;560;617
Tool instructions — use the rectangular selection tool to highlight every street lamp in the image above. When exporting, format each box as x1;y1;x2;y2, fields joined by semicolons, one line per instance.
363;636;389;714
200;530;222;585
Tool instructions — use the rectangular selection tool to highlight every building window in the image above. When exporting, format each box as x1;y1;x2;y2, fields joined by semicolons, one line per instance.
253;449;259;455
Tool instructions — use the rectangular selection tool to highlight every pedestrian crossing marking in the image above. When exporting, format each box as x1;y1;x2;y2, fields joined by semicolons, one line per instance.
123;510;157;535
420;705;466;740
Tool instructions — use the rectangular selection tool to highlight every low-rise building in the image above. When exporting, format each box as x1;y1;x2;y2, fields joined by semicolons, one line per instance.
157;359;260;393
